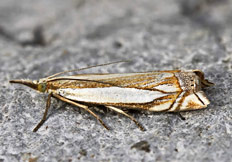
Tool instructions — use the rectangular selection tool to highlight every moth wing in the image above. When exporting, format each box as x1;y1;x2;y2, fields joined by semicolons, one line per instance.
54;71;181;91
54;72;183;112
179;91;210;111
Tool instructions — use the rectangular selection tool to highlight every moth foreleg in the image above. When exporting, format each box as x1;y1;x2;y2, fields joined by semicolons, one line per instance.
52;93;109;130
106;106;145;131
33;93;52;132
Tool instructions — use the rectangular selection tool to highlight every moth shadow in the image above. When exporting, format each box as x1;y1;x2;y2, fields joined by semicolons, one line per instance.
46;101;67;119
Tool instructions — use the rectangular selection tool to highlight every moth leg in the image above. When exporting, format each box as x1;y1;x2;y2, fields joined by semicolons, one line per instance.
106;106;145;131
52;93;109;130
169;112;186;120
177;112;186;120
33;93;52;132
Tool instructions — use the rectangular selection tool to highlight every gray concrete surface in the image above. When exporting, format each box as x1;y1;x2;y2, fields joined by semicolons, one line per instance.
0;0;232;161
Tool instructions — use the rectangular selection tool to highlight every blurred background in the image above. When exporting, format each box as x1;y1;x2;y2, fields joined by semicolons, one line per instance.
0;0;232;161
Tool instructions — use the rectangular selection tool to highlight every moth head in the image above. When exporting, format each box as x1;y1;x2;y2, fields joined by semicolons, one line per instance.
37;81;47;93
9;79;47;93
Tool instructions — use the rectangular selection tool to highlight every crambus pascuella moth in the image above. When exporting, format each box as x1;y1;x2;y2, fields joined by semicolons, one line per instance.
10;61;214;132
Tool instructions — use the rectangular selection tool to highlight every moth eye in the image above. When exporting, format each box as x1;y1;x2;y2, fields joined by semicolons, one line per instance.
38;83;47;92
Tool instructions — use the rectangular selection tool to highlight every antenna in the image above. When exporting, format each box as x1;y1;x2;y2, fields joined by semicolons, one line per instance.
47;60;130;79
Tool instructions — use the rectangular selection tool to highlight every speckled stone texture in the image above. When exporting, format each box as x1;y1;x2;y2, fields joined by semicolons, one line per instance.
0;0;232;161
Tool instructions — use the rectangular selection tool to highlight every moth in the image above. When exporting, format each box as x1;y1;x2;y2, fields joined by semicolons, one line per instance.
10;62;214;132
